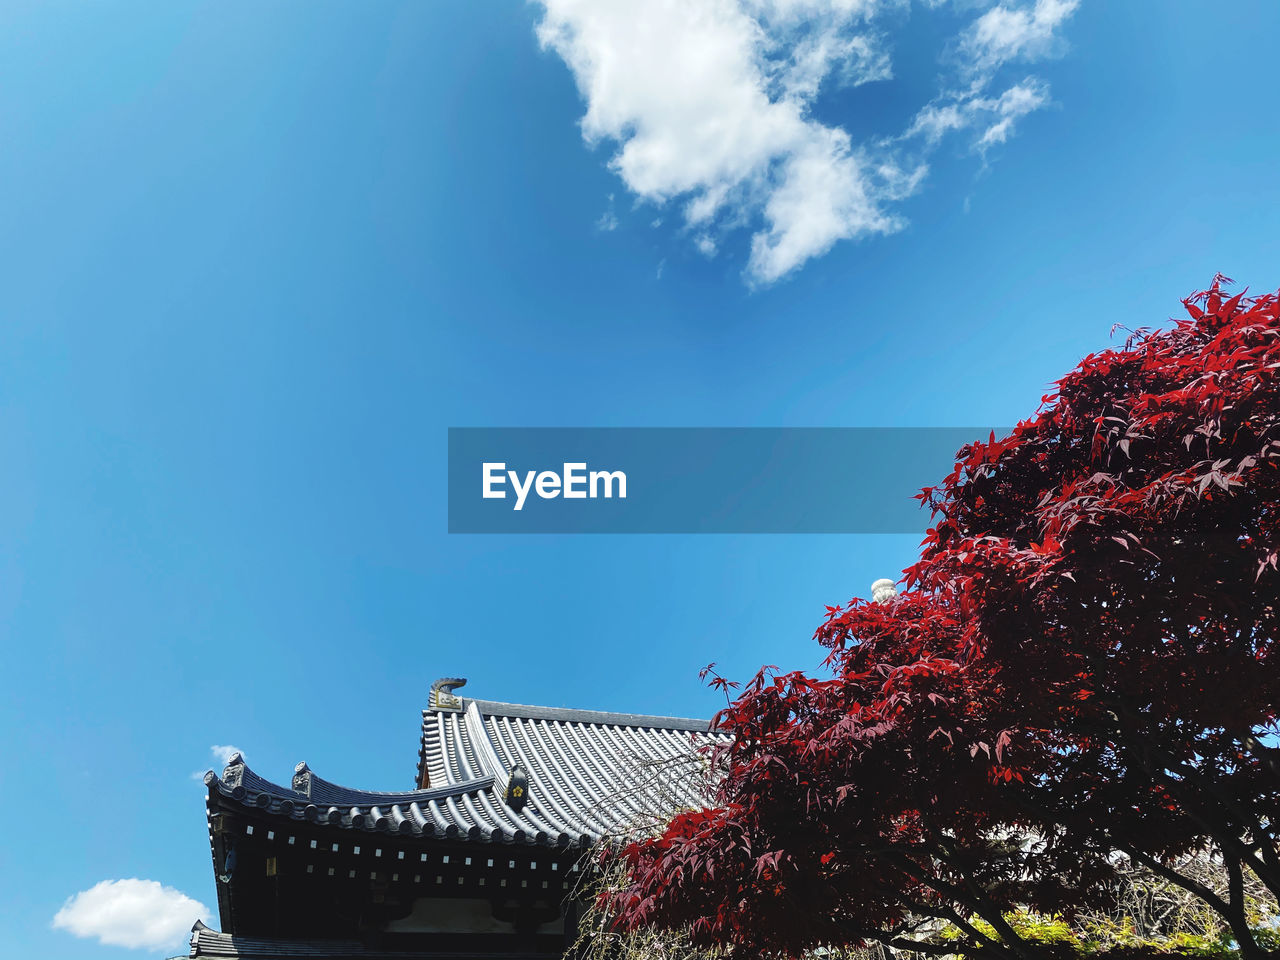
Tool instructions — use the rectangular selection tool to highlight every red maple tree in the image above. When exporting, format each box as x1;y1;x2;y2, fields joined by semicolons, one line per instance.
610;278;1280;959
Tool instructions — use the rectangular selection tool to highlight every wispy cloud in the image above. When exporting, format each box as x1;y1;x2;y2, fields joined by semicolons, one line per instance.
958;0;1079;83
596;192;619;231
900;0;1075;159
974;78;1051;151
904;76;1050;154
532;0;1080;285
53;879;211;951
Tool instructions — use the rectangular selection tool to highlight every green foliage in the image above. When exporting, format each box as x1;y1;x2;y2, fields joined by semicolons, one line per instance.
937;907;1278;958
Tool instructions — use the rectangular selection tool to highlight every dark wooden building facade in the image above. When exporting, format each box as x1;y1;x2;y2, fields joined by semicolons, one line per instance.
192;679;714;959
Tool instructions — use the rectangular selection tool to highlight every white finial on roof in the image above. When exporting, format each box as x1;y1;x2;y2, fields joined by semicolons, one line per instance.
871;579;897;603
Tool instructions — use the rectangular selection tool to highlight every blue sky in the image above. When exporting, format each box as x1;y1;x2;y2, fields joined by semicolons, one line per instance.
1;0;1278;955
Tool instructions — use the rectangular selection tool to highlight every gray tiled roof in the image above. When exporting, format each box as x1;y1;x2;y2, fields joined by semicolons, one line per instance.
204;683;720;849
186;921;545;959
188;920;356;958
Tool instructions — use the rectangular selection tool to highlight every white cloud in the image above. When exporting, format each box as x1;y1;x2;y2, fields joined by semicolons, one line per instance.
900;0;1077;159
974;78;1050;150
533;0;1080;284
749;131;899;283
904;101;969;145
53;879;211;951
905;76;1050;154
534;0;903;285
781;26;893;100
958;0;1078;81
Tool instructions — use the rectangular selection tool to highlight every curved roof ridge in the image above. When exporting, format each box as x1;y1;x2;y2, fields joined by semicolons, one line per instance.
303;769;495;807
205;760;494;807
465;697;712;732
462;700;509;789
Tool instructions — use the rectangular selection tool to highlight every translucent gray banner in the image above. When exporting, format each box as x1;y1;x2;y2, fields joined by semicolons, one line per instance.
448;427;1002;534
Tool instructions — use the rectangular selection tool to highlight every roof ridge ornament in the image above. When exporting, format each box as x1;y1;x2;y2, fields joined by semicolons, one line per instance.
222;752;245;790
292;761;312;798
430;677;467;712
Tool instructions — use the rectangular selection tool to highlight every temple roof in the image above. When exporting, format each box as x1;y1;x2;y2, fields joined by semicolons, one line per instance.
203;680;719;849
189;920;360;958
187;921;544;959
